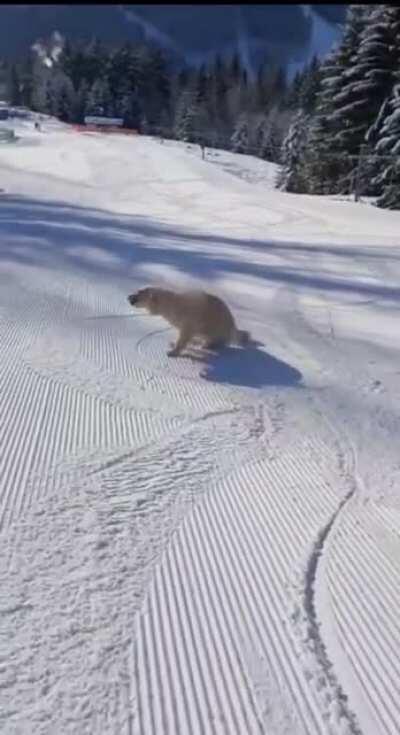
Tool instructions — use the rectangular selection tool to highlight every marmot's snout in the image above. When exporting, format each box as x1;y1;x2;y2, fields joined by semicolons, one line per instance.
128;293;138;306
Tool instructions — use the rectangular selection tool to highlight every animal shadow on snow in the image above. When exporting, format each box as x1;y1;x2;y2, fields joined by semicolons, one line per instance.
197;344;302;389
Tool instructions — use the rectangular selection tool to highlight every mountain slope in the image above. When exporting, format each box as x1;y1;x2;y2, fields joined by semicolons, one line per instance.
0;115;399;734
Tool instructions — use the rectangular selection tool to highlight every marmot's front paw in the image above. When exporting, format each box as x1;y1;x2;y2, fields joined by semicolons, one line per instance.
167;348;179;357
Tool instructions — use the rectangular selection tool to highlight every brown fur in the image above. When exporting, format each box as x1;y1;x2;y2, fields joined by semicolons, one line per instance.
127;286;250;357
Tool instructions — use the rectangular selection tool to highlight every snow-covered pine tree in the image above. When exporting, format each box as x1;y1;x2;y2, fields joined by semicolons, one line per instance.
231;114;249;154
19;56;34;108
331;5;400;160
59;40;78;91
84;80;101;116
173;87;198;142
53;72;75;122
144;47;171;131
253;115;268;158
86;78;113;117
140;113;149;135
158;107;171;138
302;114;341;194
119;90;142;130
208;54;230;146
256;62;274;111
277;109;310;192
30;48;52;114
102;79;114;118
374;83;400;208
7;64;22;106
84;38;108;88
298;55;321;114
192;64;212;143
72;78;90;123
257;106;286;162
226;76;243;138
362;6;400;199
45;79;55;116
125;43;147;104
300;5;371;194
108;44;132;102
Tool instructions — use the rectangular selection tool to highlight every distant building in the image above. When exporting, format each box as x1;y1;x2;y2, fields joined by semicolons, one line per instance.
82;115;138;135
84;115;123;129
8;107;30;119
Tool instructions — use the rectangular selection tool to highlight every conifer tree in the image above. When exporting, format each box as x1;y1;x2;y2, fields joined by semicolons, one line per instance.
299;6;371;194
277;110;310;192
231;114;249;154
7;64;22;106
174;87;198;142
298;55;321;114
53;72;75;121
72;78;90;122
331;5;400;157
375;83;400;208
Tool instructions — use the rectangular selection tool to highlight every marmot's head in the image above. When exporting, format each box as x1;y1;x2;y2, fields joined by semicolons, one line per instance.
127;287;161;314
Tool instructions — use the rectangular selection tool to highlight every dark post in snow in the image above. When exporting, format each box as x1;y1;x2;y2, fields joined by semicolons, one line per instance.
196;132;206;160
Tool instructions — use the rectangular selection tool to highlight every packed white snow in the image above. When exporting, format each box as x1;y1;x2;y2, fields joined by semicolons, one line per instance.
0;115;399;735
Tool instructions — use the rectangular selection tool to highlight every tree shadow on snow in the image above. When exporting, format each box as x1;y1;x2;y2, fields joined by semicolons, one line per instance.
2;193;400;305
201;344;302;389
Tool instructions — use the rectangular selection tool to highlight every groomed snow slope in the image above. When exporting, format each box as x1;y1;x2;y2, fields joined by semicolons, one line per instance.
0;120;399;735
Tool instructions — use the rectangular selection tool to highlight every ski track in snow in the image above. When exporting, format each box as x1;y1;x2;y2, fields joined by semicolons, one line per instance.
0;118;400;734
132;425;354;735
279;286;400;735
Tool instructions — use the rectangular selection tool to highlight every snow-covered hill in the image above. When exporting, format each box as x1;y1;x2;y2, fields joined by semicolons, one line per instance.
0;118;399;735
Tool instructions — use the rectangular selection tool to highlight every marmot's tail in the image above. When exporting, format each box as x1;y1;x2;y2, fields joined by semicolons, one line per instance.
235;329;251;346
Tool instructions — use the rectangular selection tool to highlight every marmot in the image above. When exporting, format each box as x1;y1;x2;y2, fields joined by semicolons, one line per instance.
127;286;250;357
